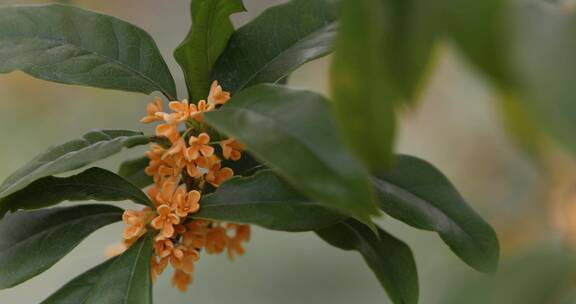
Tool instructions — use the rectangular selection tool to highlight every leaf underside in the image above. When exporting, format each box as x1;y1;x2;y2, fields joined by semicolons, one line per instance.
0;129;149;202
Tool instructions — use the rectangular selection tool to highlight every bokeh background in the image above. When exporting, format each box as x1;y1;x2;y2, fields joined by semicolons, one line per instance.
1;0;575;303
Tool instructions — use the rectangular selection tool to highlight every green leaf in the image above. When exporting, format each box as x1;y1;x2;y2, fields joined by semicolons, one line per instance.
205;84;379;228
0;4;176;99
0;204;122;289
0;129;149;200
509;5;576;155
41;259;115;304
0;167;152;218
374;155;499;273
331;0;396;170
212;0;339;93
196;170;344;231
118;156;153;189
83;234;153;304
175;0;245;101
443;0;513;87
316;219;419;304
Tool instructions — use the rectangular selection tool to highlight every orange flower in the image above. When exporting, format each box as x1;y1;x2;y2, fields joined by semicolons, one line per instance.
168;100;192;123
172;270;193;292
154;238;175;258
162;138;187;169
122;208;151;240
208;80;230;105
144;145;165;176
174;190;201;217
154;179;177;206
156;123;180;143
220;138;244;161
151;255;169;282
151;205;180;239
205;226;228;254
189;100;215;122
227;224;251;260
141;97;164;123
185;133;214;161
170;246;200;274
205;164;234;187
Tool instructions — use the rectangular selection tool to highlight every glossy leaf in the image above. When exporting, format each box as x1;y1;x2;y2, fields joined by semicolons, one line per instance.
331;0;396;169
175;0;245;100
0;129;149;200
317;219;419;304
196;170;344;231
0;167;152;218
0;4;176;99
374;155;499;273
205;84;379;228
0;205;122;289
83;234;153;304
212;0;339;93
41;259;115;304
118;156;153;189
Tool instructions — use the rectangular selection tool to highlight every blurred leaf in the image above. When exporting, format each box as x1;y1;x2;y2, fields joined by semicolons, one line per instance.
317;219;419;304
196;170;344;231
175;0;245;100
444;0;514;86
83;234;153;304
118;156;153;189
212;0;339;93
374;155;499;273
380;0;439;101
0;4;176;99
443;247;575;304
0;205;122;289
205;84;379;228
495;91;549;158
41;258;115;304
510;4;576;155
0;129;149;200
0;167;152;218
331;0;396;170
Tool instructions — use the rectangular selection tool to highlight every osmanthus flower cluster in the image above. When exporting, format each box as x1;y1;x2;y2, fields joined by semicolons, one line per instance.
119;81;250;292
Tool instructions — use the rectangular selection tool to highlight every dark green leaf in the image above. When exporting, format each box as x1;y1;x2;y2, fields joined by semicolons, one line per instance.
196;170;344;231
83;234;153;304
0;167;152;218
331;0;396;170
0;129;149;200
374;155;499;273
205;84;379;228
118;156;153;189
317;219;419;304
0;205;122;289
212;0;339;93
41;259;115;304
0;4;176;99
175;0;245;100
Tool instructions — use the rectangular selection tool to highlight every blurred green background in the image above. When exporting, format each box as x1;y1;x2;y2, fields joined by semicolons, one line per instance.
1;0;574;303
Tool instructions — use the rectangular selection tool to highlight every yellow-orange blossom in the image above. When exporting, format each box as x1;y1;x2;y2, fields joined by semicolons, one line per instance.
117;81;251;292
